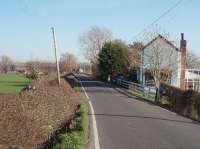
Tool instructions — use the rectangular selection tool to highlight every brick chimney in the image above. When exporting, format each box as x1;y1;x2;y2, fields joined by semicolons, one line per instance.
180;33;187;90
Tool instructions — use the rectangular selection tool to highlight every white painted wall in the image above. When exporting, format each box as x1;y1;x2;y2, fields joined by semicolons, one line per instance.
141;37;180;87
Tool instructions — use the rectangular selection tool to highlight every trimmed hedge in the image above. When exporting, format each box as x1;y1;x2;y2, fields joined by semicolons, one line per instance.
161;84;200;121
0;79;80;149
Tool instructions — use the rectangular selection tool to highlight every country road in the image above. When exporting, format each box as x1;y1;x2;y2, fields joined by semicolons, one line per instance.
76;74;200;149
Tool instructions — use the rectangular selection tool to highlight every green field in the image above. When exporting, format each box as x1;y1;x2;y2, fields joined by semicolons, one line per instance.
41;72;57;81
0;73;30;94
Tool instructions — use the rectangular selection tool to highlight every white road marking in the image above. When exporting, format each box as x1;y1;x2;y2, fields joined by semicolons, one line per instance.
88;100;101;149
79;77;101;149
80;81;89;100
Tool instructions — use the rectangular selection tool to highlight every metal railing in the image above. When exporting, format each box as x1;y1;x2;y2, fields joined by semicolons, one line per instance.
115;79;156;100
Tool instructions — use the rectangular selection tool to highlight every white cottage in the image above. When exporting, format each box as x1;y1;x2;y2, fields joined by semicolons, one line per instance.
139;33;187;89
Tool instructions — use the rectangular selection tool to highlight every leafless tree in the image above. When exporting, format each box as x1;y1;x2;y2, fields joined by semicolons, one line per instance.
128;42;144;69
26;61;38;71
79;26;112;64
0;55;13;73
142;34;179;102
60;53;78;73
79;62;92;74
25;61;56;80
26;61;56;75
187;50;200;69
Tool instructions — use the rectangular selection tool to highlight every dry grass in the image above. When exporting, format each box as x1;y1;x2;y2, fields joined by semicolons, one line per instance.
0;79;80;149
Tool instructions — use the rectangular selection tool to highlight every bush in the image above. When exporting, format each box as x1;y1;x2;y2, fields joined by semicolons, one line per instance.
127;68;139;82
98;40;129;80
0;79;80;149
53;91;89;149
26;68;40;80
161;84;200;120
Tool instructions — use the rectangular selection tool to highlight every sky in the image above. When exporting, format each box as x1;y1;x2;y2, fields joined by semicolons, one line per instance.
0;0;199;62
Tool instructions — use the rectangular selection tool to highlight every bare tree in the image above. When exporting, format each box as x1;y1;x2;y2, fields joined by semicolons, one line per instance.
128;42;144;69
142;34;179;102
79;62;92;74
79;26;112;64
60;53;78;73
187;50;200;69
0;55;12;73
26;61;56;74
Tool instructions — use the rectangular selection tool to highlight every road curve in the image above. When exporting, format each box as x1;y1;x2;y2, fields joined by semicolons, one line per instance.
77;74;200;149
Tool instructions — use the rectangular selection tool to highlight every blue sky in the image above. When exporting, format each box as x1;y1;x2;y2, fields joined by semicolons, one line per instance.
0;0;199;62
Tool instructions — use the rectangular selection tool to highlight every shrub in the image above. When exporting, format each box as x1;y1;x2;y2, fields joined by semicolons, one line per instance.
161;83;200;120
98;40;129;80
26;68;40;80
0;79;80;149
53;93;89;149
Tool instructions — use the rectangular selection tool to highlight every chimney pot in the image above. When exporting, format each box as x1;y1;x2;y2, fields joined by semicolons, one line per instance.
181;33;184;40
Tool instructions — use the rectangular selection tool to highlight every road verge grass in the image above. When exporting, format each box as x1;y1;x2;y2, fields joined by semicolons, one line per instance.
53;87;89;149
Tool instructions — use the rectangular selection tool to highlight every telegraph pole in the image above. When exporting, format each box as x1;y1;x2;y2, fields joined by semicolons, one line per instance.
51;27;61;85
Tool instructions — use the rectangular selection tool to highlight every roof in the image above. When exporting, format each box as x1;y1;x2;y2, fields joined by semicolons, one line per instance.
142;34;179;51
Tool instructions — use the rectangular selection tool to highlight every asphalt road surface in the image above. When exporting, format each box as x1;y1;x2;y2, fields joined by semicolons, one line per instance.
77;74;200;149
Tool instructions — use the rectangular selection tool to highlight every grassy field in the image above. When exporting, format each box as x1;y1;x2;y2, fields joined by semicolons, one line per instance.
41;72;57;81
0;73;30;93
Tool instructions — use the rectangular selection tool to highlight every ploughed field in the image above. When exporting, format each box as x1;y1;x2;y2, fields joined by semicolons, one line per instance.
0;79;80;149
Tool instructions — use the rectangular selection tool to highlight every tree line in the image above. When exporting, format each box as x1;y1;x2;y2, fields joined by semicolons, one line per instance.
0;53;79;75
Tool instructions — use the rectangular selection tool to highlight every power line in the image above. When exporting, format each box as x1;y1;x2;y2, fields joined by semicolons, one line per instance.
133;0;185;39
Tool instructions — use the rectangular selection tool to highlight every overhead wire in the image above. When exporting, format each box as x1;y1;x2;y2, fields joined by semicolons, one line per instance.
133;0;185;40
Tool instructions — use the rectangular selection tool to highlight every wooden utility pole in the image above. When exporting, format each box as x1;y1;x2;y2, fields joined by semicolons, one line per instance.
51;27;61;85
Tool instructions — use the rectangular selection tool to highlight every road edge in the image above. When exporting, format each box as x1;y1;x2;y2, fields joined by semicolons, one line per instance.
75;74;101;149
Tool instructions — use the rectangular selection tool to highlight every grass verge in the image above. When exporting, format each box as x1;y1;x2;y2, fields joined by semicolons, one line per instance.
53;87;89;149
